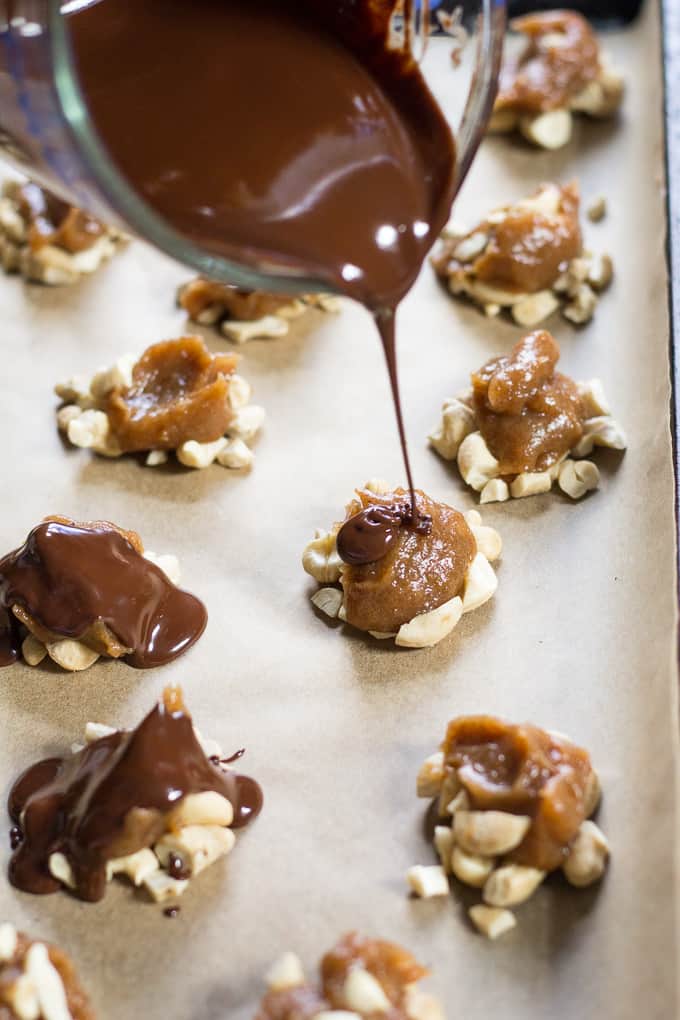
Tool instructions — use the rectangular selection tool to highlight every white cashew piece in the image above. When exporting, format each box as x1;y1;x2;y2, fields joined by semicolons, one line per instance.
451;845;495;888
310;587;343;619
453;811;531;856
468;904;517;940
457;432;500;492
512;290;560;328
265;953;305;992
557;459;600;499
416;752;446;798
302;530;342;584
406;865;450;898
483;864;546;907
343;968;391;1014
562;820;610;887
395;596;463;649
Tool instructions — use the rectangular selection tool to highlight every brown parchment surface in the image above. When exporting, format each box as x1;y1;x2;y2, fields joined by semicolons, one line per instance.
0;3;677;1018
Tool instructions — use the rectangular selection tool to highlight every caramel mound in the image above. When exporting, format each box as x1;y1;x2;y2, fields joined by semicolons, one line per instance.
472;183;581;293
13;181;106;254
496;12;600;115
443;716;594;871
0;931;95;1020
179;277;295;322
321;932;428;1013
472;330;584;475
254;985;329;1020
341;488;475;633
104;336;238;452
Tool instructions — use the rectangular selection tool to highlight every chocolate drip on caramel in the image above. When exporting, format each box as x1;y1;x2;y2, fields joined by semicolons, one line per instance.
8;691;263;902
337;501;432;566
0;520;207;668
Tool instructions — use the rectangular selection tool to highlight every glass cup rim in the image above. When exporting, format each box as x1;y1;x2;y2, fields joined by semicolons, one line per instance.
50;0;506;295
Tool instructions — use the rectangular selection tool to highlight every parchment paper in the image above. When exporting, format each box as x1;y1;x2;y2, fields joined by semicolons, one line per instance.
0;3;676;1018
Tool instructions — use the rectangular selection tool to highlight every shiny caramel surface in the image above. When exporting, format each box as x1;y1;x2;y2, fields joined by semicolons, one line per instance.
321;933;428;1014
340;487;476;634
443;715;594;871
179;277;295;322
13;182;106;254
472;330;584;475
496;11;601;115
103;336;238;452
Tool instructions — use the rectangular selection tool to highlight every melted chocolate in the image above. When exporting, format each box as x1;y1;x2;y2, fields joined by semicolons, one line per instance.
67;0;458;521
337;502;432;566
0;520;207;669
8;690;263;902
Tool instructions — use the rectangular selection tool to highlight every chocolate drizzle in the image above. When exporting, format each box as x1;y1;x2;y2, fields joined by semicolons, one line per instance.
8;688;263;902
0;519;207;669
337;501;432;566
67;0;458;528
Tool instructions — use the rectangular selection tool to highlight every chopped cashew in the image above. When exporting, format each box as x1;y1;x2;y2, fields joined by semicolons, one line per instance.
416;752;446;798
433;826;455;873
462;553;498;613
0;923;17;962
584;769;601;817
457;432;500;492
4;973;40;1020
468;905;517;940
22;634;47;666
446;788;471;817
451;846;495;888
144;550;181;585
563;283;597;325
395;596;463;649
67;409;121;457
85;721;117;743
428;398;476;460
46;640;99;672
25;942;73;1020
343;968;391;1013
220;315;289;343
577;379;611;418
226;374;252;410
406;865;450;898
512;290;560;327
302;530;342;584
56;405;82;432
364;478;391;495
557;459;600;499
215;438;254;470
483;864;546;907
453;811;531;856
176;437;228;469
90;354;136;398
228;404;265;442
573;415;627;456
107;848;160;886
519;109;573;149
437;771;462;817
154;824;235;877
404;985;445;1020
165;791;234;830
452;231;488;263
265;952;305;992
310;587;343;619
143;870;189;903
480;478;510;504
48;853;75;890
465;516;502;562
510;472;552;499
145;450;168;467
562;820;610;887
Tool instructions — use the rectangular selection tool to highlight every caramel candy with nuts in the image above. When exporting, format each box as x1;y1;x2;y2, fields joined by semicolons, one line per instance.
340;487;475;634
472;330;584;476
0;925;95;1020
434;183;581;296
442;716;594;871
256;933;439;1020
178;277;295;322
103;336;238;452
8;686;262;902
496;12;600;116
12;180;106;254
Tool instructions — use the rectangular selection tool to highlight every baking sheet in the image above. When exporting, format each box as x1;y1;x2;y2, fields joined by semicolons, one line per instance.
0;2;677;1018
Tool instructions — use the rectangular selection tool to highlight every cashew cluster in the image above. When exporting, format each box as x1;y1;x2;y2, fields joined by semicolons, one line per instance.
302;483;501;649
436;185;614;328
410;742;610;938
0;178;123;285
260;949;444;1020
490;54;624;151
56;353;264;470
179;280;341;344
0;924;77;1020
17;549;181;674
53;723;242;904
429;379;626;504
